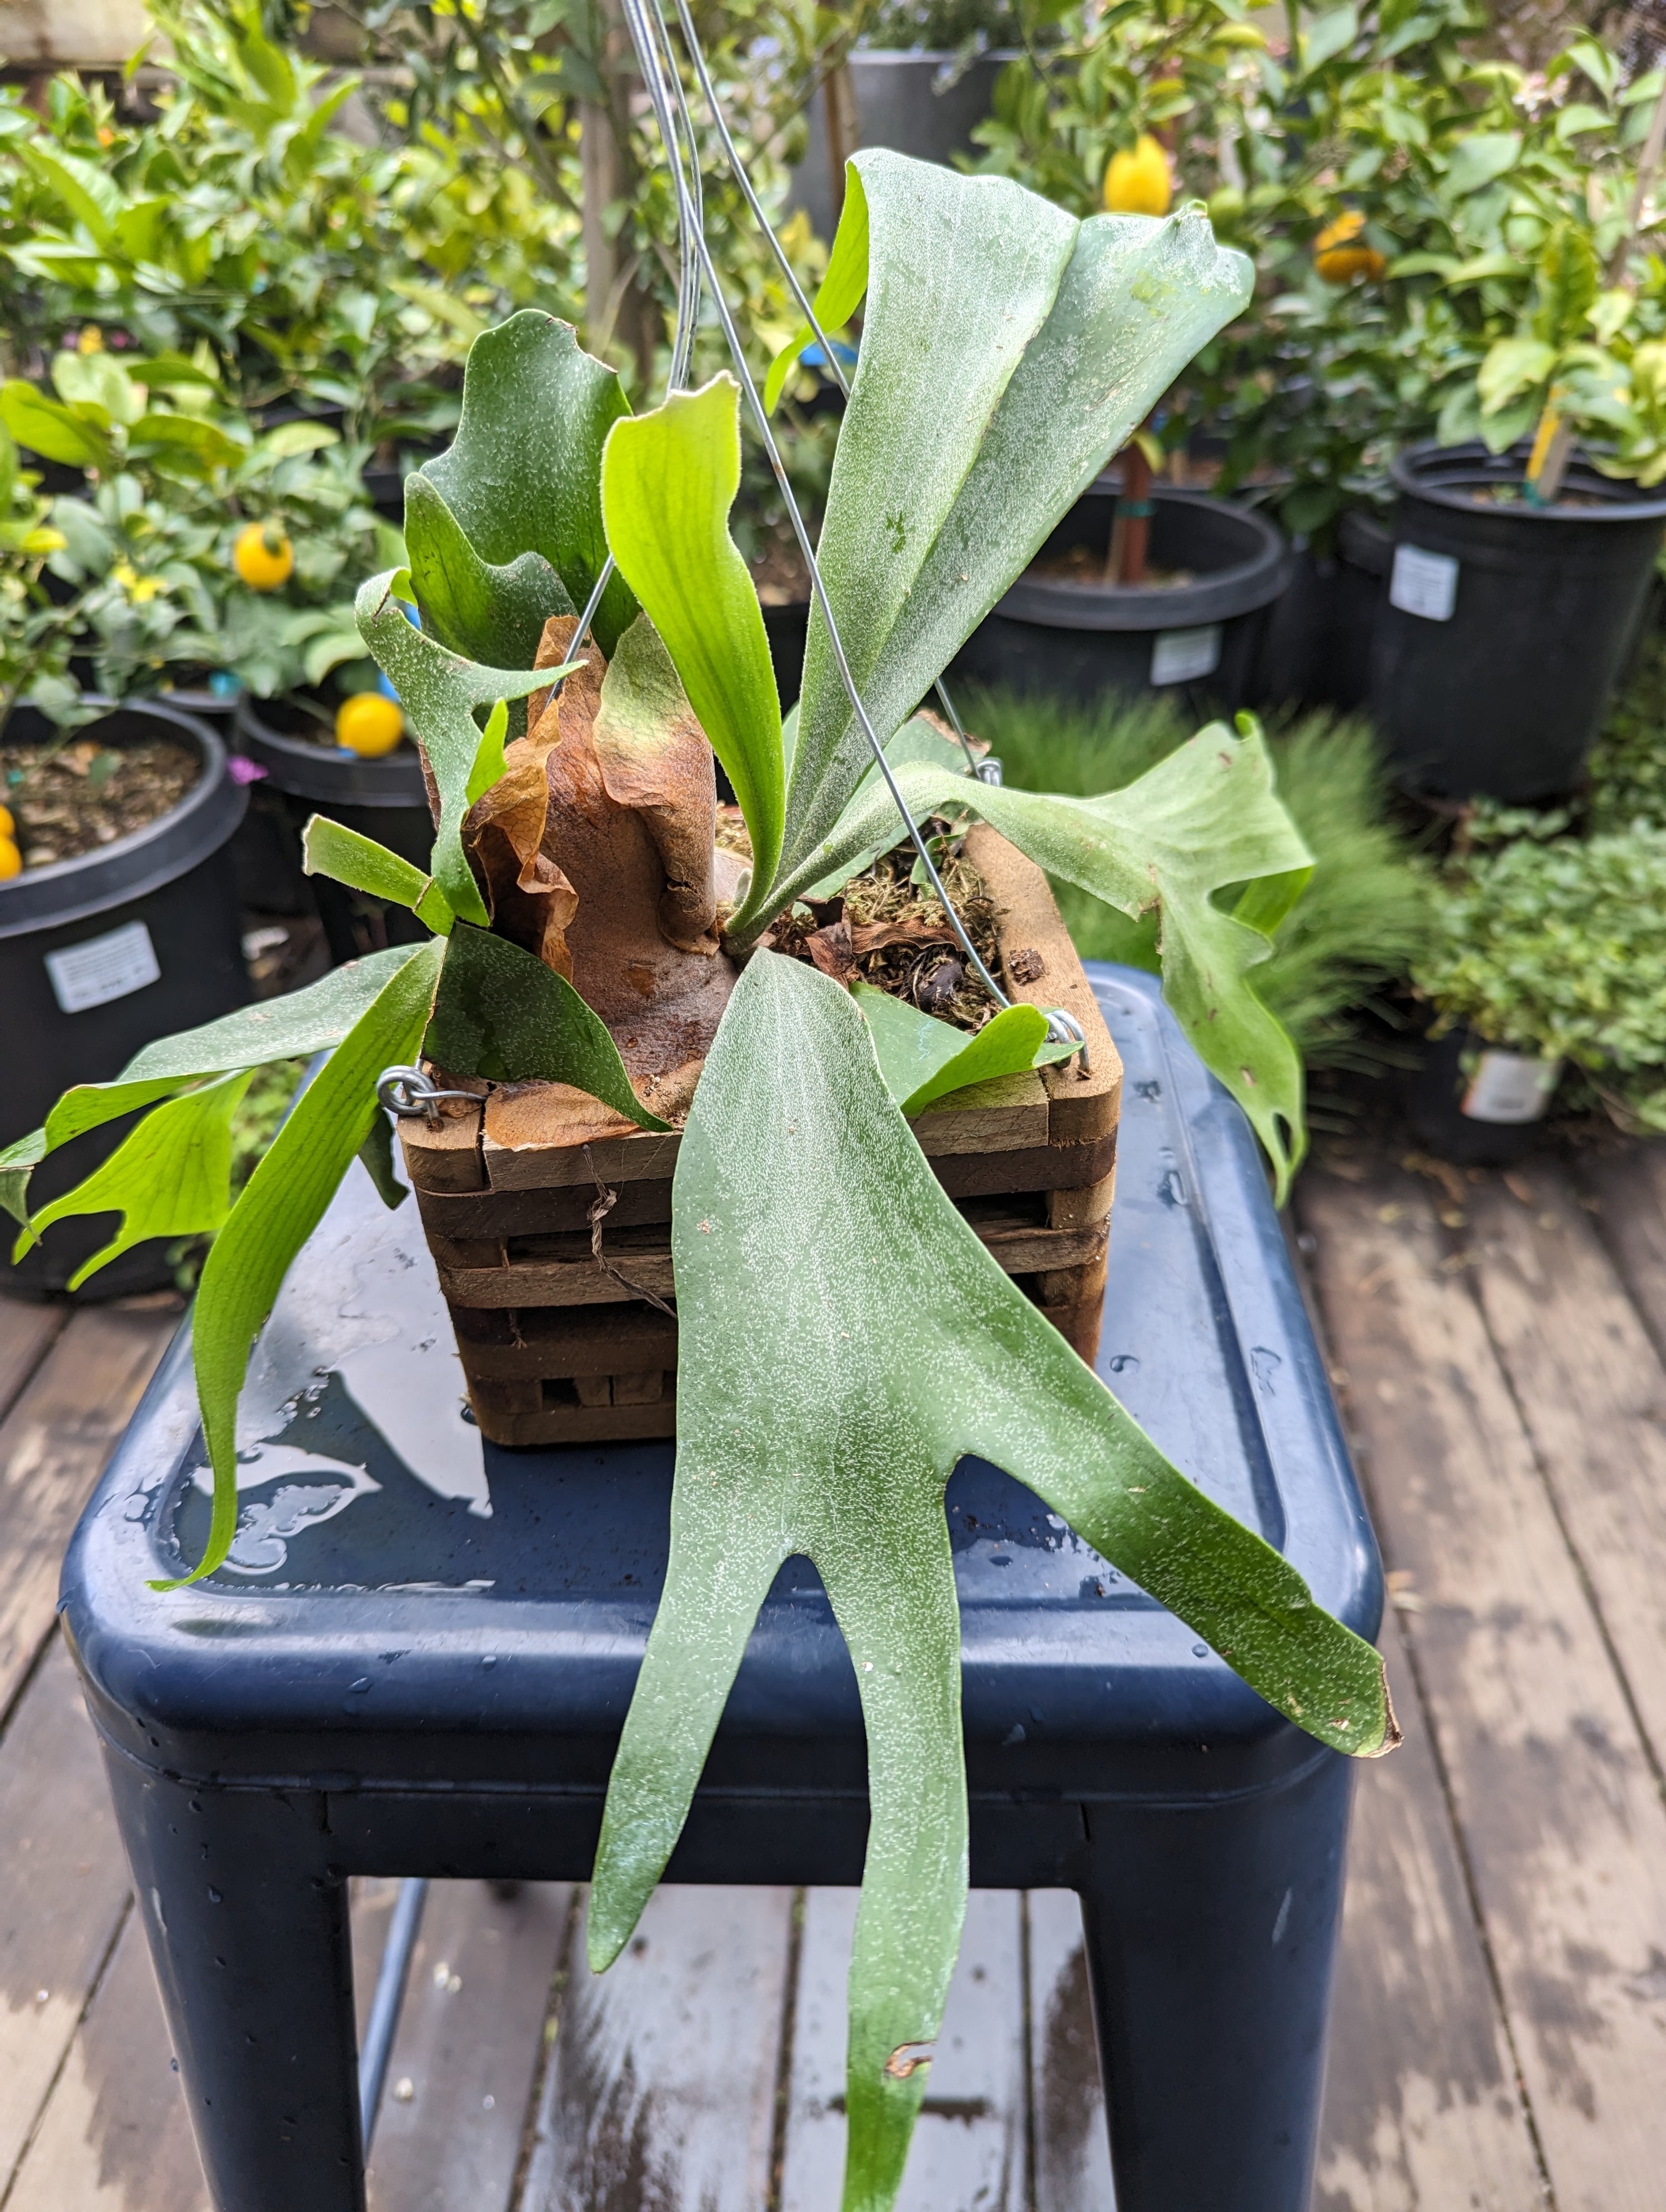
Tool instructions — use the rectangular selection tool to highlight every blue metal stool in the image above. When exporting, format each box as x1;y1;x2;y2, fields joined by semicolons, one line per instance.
60;967;1382;2212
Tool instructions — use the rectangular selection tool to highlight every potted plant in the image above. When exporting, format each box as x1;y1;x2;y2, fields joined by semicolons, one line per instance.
0;144;1397;2210
930;0;1294;707
789;0;1031;243
0;424;249;1296
1411;809;1666;1159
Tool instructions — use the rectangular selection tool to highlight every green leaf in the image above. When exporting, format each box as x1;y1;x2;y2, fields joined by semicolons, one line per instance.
423;922;670;1129
465;698;510;806
52;350;145;426
771;723;1311;1199
19;144;118;249
421;313;638;655
404;472;573;670
1444;131;1521;197
170;938;446;1591
773;154;1253;909
0;380;114;471
801;713;971;898
1299;3;1358;72
852;984;1075;1114
1478;336;1556;414
127;413;247;474
0;947;423;1222
601;379;785;897
355;567;578;926
764;163;871;413
588;954;1393;2212
14;1072;253;1290
302;815;452;931
357;1109;408;1211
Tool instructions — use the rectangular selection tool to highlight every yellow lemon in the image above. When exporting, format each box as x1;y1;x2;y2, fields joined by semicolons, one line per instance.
234;521;295;591
1314;209;1387;284
1104;135;1172;217
0;836;21;880
0;803;13;838
335;692;406;757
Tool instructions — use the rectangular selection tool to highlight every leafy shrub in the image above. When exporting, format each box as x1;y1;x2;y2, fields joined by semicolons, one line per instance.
1413;823;1666;1125
965;684;1435;1064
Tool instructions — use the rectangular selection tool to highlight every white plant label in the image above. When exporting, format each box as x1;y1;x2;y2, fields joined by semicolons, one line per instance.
1462;1048;1562;1125
1389;542;1459;622
1150;624;1222;686
44;919;161;1014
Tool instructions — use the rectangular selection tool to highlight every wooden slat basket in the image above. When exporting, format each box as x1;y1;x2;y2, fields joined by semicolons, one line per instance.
402;825;1122;1446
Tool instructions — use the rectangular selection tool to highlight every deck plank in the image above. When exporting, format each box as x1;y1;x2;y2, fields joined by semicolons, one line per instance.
1026;1889;1115;2212
4;1908;208;2212
1579;1140;1666;1365
0;1306;174;1720
520;1884;793;2212
0;1303;66;1426
781;1888;1027;2212
1462;1165;1666;1765
1299;1161;1666;2212
368;1881;572;2212
0;1635;133;2188
1314;1600;1547;2212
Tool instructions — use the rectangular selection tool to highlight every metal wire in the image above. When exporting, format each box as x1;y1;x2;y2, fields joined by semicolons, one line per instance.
663;0;983;779
358;1876;429;2149
621;0;1018;1018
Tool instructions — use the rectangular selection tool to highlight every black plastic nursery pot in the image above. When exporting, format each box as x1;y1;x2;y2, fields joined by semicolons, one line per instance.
1370;442;1666;803
1407;1024;1562;1166
790;48;1018;241
1252;507;1391;712
234;695;433;964
953;479;1291;714
0;700;248;1300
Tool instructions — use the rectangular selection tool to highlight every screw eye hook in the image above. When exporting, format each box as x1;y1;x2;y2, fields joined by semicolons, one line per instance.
376;1065;478;1124
1042;1009;1091;1075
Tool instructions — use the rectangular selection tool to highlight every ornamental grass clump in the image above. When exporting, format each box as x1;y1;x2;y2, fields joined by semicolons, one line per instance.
0;48;1398;2210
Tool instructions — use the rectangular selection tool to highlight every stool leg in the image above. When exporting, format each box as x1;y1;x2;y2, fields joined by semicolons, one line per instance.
99;1748;364;2212
1076;1748;1354;2212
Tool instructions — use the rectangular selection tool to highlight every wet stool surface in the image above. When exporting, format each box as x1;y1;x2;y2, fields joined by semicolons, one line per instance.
60;965;1382;2212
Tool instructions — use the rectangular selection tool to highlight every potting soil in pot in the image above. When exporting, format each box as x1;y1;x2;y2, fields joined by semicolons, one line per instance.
760;828;1003;1030
2;732;199;868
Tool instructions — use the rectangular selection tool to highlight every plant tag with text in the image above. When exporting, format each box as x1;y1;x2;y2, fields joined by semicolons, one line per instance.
1390;543;1459;622
44;921;161;1014
1150;623;1222;686
1462;1048;1561;1124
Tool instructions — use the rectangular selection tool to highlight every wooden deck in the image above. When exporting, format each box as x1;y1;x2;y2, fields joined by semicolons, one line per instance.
4;1129;1666;2211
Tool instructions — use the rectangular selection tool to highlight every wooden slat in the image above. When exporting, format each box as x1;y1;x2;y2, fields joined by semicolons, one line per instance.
1299;1162;1666;2212
0;1306;174;1718
5;1908;209;2212
962;820;1122;1146
0;1303;66;1425
781;1888;1027;2212
1315;1600;1546;2212
521;1884;794;2212
436;1215;1108;1312
1025;1890;1115;2212
1580;1140;1666;1363
0;1635;133;2184
368;1881;573;2212
1462;1164;1666;1766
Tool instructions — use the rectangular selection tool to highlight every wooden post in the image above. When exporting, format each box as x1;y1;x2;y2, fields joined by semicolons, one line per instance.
1106;441;1153;587
824;62;858;227
580;0;656;396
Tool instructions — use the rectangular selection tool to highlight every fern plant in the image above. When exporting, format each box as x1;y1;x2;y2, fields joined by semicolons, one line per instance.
0;47;1397;2211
